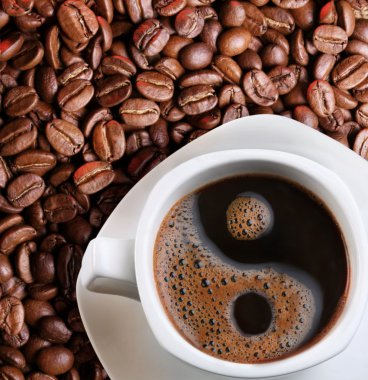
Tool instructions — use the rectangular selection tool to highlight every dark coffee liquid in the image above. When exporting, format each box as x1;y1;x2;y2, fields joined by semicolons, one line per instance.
154;175;348;363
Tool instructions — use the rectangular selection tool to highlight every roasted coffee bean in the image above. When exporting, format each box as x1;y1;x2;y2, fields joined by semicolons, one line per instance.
3;86;38;117
100;56;136;78
187;108;221;130
0;254;13;283
178;69;222;88
125;0;154;24
0;32;24;62
82;108;113;138
261;29;290;55
0;345;26;369
97;185;130;215
92;120;125;162
319;108;345;131
0;296;24;335
49;164;75;188
154;57;185;81
23;300;55;327
133;19;169;56
2;0;33;17
261;6;295;35
291;28;309;66
356;103;368;128
125;130;152;155
159;98;185;122
45;119;84;157
11;40;44;71
178;85;218;115
74;161;114;194
28;284;58;301
336;0;355;37
0;195;24;214
242;4;267;37
154;0;186;16
43;194;78;224
0;215;23;235
179;42;213;70
307;80;335;117
95;74;132;107
313;54;337;80
0;323;29;349
31;250;55;284
217;27;251;57
313;25;348;54
0;365;25;380
6;174;45;208
36;346;74;375
0;225;37;255
260;44;288;67
333;86;358;109
1;277;27;300
346;39;368;60
175;7;204;38
23;334;51;364
0;157;12;189
136;71;174;102
219;1;245;27
15;242;35;284
127;146;167;180
352;78;368;102
200;20;222;52
319;1;338;24
57;0;98;43
37;316;72;344
58;63;93;87
211;55;242;84
149;118;170;148
61;216;93;246
12;150;56;177
162;35;193;58
332;55;368;90
242;69;278;106
119;98;160;127
236;50;262;70
268;66;296;95
57;80;94;112
26;372;57;380
218;84;246;108
222;103;249;124
353;127;368;158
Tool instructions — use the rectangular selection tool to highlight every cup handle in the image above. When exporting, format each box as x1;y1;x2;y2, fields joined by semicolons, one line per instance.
79;237;139;301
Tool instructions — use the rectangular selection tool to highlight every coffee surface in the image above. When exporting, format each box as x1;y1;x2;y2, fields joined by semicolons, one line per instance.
154;175;348;363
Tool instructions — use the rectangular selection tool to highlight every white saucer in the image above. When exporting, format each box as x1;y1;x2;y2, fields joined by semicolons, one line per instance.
77;115;368;380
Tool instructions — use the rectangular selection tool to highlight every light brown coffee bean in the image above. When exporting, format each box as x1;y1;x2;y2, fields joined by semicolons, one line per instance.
356;103;368;128
217;27;251;57
333;86;358;109
45;119;84;157
15;242;35;284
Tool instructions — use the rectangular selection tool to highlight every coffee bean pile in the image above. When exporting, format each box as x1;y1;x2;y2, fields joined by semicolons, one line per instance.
0;0;367;378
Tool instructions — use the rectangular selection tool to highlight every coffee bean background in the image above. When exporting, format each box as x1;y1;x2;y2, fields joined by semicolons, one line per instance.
0;0;367;378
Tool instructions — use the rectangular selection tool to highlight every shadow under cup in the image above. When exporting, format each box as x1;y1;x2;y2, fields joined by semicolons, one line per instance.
138;150;364;377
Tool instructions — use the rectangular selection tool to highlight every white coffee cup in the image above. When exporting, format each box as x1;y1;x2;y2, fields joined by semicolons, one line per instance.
79;149;368;378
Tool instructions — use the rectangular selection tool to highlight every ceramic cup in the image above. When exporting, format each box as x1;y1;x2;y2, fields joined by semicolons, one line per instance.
79;149;368;378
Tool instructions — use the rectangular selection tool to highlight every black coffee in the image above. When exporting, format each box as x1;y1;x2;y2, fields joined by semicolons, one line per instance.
154;175;348;363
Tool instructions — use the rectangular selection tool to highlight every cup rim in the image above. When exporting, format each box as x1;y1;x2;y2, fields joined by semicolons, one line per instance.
135;149;368;378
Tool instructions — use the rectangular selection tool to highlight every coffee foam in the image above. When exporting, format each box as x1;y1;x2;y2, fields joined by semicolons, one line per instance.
154;195;316;363
226;193;273;241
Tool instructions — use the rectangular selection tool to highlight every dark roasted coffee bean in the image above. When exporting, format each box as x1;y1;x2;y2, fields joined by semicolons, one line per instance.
133;19;169;56
37;316;72;344
332;55;368;90
149;118;169;148
92;120;125;162
73;161;114;194
44;26;62;71
97;185;130;215
0;296;24;335
313;25;348;54
23;300;55;327
0;225;37;255
11;40;44;71
36;346;74;375
0;195;24;214
3;86;38;117
260;44;288;67
178;85;218;115
307;80;335;117
59;183;90;214
7;174;44;208
58;63;93;87
211;55;242;84
175;7;204;38
333;86;358;109
0;254;13;283
222;103;249;124
61;216;93;246
179;42;213;70
0;32;24;62
57;0;98;43
356;103;368;128
319;108;345;131
187;108;221;130
31;250;55;284
283;81;308;107
43;194;78;224
154;57;185;81
119;98;160;127
101;55;136;78
49;164;75;188
178;69;222;88
237;50;262;70
261;6;295;35
95;74;131;107
268;66;296;95
45;119;84;157
218;84;246;108
0;345;26;369
200;20;222;52
57;79;94;112
15;242;35;284
127;146;167;180
170;122;193;144
23;334;51;364
159;98;185;122
0;215;23;235
0;365;25;380
14;12;45;33
242;69;278;106
0;323;29;349
1;277;27;300
125;130;152;155
28;284;58;301
12;150;56;177
136;71;174;101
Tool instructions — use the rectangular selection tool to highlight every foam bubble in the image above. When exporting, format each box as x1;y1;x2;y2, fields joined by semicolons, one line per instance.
226;193;273;241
